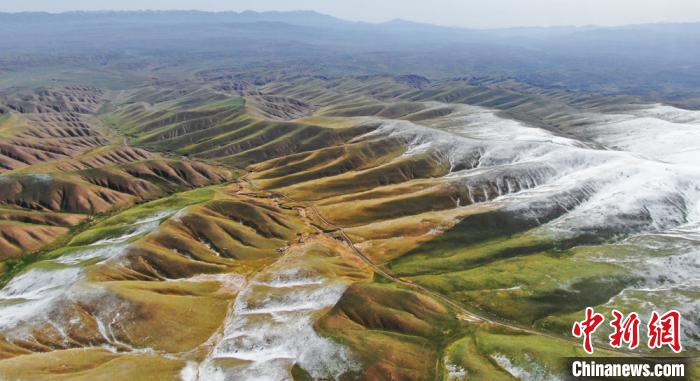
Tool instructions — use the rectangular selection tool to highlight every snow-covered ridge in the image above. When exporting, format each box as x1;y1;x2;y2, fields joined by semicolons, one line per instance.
359;102;700;351
358;102;700;239
196;253;359;381
570;103;700;165
0;210;176;339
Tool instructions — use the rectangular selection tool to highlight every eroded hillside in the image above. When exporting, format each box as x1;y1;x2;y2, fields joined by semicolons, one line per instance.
0;87;232;262
0;75;698;380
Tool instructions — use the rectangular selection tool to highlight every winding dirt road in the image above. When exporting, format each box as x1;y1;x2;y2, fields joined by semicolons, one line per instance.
240;173;697;380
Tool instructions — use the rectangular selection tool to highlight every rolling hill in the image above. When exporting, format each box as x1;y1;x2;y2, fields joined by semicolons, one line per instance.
0;10;698;381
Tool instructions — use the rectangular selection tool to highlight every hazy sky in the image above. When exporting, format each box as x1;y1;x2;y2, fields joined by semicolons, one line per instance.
2;0;700;28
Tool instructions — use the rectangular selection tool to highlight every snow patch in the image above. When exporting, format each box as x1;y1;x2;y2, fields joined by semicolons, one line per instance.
196;252;359;380
491;353;558;381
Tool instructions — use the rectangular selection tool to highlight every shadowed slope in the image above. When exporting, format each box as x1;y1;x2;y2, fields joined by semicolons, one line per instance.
0;87;109;172
0;184;310;363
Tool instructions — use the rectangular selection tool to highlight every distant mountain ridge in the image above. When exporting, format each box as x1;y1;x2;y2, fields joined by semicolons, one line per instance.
0;10;356;28
2;9;699;31
1;10;699;107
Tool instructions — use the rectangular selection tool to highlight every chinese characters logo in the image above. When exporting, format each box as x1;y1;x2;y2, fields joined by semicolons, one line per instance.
572;308;682;354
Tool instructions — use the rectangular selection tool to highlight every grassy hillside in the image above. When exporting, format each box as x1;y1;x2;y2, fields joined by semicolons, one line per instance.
1;73;697;380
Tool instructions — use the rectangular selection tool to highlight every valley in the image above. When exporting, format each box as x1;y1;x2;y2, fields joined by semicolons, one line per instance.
0;71;698;380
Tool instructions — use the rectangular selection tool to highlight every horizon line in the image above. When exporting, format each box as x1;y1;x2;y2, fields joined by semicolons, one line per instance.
1;8;699;31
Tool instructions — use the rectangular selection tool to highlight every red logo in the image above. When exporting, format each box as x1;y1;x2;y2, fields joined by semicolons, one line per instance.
572;309;682;354
609;310;640;350
647;310;682;353
572;307;605;354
